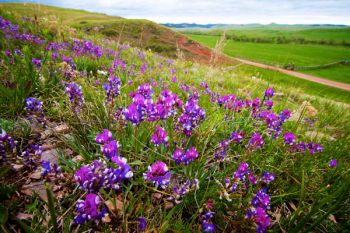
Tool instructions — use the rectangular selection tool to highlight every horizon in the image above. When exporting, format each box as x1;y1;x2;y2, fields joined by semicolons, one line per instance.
1;0;350;25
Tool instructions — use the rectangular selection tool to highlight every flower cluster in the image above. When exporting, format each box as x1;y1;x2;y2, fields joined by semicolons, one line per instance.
122;84;183;125
103;74;121;104
0;129;15;162
0;16;44;44
143;161;171;189
150;126;169;146
172;147;199;165
200;199;216;232
245;188;272;233
25;97;46;125
65;82;85;112
21;144;42;166
178;94;206;136
168;178;199;204
95;129;122;160
72;39;103;58
249;132;264;150
75;159;133;192
75;194;108;224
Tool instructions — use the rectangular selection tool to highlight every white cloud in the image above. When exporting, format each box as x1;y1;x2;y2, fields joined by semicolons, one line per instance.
3;0;350;24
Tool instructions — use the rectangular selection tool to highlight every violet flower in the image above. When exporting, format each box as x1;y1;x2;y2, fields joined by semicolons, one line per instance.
143;161;171;189
150;126;169;146
75;194;108;224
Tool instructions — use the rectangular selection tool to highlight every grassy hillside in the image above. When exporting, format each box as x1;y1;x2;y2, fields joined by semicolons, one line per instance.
1;5;350;233
188;34;350;84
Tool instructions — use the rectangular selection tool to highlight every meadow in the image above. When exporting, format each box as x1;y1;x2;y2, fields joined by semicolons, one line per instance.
187;34;350;84
180;26;350;45
0;4;350;233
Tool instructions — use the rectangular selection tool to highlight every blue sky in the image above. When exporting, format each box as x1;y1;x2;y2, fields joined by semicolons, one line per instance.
1;0;350;24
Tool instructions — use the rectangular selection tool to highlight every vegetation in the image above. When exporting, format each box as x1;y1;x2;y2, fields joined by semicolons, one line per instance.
187;34;350;84
0;4;350;233
180;26;350;46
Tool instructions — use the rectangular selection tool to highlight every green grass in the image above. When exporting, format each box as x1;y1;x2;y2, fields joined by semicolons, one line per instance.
181;26;350;45
234;65;350;103
188;34;350;84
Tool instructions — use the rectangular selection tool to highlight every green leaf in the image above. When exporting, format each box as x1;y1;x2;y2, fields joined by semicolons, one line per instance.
0;204;8;225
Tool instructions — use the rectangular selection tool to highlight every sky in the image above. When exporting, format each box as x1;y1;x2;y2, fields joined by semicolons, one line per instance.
1;0;350;24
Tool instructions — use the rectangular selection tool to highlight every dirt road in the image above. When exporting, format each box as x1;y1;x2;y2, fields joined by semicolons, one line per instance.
234;58;350;91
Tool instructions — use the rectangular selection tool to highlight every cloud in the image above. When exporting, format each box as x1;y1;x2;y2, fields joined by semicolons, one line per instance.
2;0;350;24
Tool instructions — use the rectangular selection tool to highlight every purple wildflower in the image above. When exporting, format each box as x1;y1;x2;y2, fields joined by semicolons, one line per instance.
31;58;42;68
103;74;121;104
329;159;337;168
65;82;85;112
150;126;169;146
172;147;199;165
25;97;46;124
308;143;323;154
283;132;296;146
41;160;51;176
264;88;274;98
143;161;171;189
75;194;108;224
178;95;206;136
0;129;15;161
138;217;147;231
260;171;275;184
249;132;264;150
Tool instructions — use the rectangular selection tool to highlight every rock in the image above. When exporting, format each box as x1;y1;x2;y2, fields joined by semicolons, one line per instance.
64;148;74;157
72;155;84;162
105;198;124;213
165;201;174;209
41;149;59;165
29;170;42;180
102;215;111;223
21;181;47;202
41;144;56;151
12;164;24;172
152;193;162;200
41;129;53;140
16;213;33;220
54;124;69;134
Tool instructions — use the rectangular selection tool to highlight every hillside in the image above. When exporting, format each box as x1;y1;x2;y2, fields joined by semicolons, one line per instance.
0;4;349;233
0;3;235;65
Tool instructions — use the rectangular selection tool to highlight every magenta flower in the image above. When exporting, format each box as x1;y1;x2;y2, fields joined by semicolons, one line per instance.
283;132;296;145
143;161;171;189
95;129;113;144
329;159;337;168
65;82;85;112
75;194;108;224
172;147;199;165
249;132;264;150
150;126;169;146
260;171;275;184
264;88;274;98
103;74;121;104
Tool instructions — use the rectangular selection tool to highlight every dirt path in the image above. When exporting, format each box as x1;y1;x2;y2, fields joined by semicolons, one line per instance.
232;58;350;91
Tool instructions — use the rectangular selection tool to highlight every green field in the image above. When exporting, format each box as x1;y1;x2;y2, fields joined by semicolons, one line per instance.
180;26;350;45
187;34;350;84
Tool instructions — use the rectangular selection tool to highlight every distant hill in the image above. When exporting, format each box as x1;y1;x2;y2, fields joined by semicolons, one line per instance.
163;23;349;30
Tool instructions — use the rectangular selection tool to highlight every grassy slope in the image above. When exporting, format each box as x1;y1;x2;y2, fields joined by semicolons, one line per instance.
0;7;350;233
0;3;183;57
188;34;350;84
